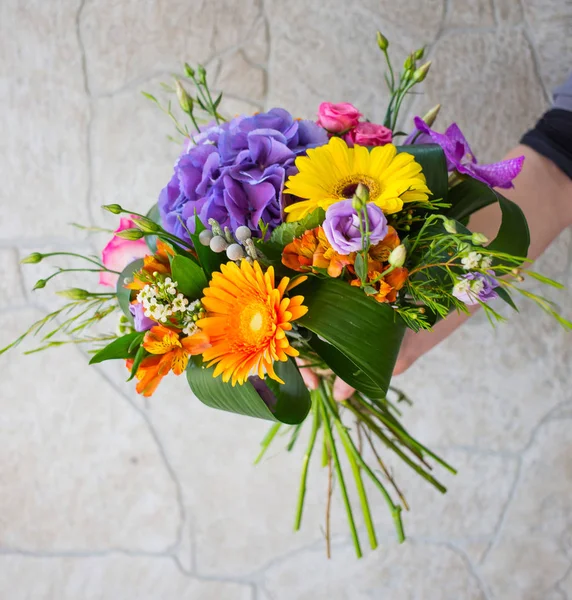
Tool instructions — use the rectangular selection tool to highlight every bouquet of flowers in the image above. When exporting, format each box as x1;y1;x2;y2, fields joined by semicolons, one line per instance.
5;32;570;558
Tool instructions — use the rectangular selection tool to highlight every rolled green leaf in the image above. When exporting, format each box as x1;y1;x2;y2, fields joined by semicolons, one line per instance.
170;254;207;299
89;331;143;364
397;143;448;203
116;259;144;320
187;357;311;424
296;277;406;396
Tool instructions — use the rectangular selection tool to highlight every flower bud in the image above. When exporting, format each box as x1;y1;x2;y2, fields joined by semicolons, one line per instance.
198;229;213;246
413;61;432;83
33;279;47;290
175;80;194;114
404;53;414;70
207;218;223;237
197;64;207;85
457;241;471;254
133;216;160;234
471;232;489;246
209;235;228;253
184;63;195;78
352;183;369;210
414;47;425;60
226;243;245;261
443;219;457;234
234;225;252;243
57;288;89;300
102;204;123;214
376;31;389;51
21;252;43;264
115;228;145;240
388;244;407;268
421;104;441;128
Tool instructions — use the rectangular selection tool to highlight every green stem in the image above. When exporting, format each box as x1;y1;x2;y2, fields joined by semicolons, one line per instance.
323;389;405;543
323;386;378;550
317;388;362;558
345;402;447;494
293;395;320;530
254;423;281;465
40;252;109;271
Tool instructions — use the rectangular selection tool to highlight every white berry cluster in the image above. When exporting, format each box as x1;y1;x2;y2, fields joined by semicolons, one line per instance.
198;221;259;263
136;277;204;335
461;251;492;271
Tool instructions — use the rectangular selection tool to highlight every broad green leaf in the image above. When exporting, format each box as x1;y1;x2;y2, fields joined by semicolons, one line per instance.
189;214;226;277
269;208;325;247
496;287;518;311
170;254;207;299
296;277;406;395
396;143;448;204
308;334;385;398
354;253;367;282
89;332;143;364
116;259;144;320
187;357;311;424
446;178;498;222
487;194;530;261
145;203;160;253
127;345;149;381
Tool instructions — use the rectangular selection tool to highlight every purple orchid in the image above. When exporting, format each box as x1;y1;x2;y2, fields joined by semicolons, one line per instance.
405;117;524;189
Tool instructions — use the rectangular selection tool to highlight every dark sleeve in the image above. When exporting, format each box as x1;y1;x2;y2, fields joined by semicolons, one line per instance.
520;109;572;180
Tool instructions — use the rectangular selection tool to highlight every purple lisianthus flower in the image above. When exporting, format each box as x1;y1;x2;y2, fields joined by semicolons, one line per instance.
452;271;499;306
405;117;524;189
323;200;388;255
158;109;328;243
129;303;154;332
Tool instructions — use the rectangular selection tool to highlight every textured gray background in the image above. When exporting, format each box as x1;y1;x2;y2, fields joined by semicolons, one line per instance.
1;0;572;598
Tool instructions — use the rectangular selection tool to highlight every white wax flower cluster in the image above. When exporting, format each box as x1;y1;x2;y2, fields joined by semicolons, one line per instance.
137;277;202;335
461;251;492;271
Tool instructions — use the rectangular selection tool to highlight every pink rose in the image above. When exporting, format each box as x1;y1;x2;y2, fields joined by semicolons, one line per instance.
99;217;148;287
317;102;362;133
344;122;393;147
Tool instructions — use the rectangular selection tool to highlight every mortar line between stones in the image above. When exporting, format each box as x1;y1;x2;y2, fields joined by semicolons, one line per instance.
521;24;551;105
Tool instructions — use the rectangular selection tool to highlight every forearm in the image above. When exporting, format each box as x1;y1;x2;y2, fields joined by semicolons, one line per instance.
394;145;572;375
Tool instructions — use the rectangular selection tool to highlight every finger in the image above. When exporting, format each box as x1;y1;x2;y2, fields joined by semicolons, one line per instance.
296;358;319;390
333;377;355;402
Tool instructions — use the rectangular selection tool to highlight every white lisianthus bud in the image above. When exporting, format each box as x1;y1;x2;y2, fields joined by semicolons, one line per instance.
198;229;213;246
209;235;228;253
376;31;389;51
133;216;160;233
175;80;193;114
413;61;432;83
388;244;407;268
234;225;252;242
471;232;489;246
115;228;145;240
56;288;90;300
21;252;43;264
102;204;123;214
443;219;457;234
226;243;245;261
421;104;441;128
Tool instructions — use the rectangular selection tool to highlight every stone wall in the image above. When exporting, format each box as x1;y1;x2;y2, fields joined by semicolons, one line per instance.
1;0;571;598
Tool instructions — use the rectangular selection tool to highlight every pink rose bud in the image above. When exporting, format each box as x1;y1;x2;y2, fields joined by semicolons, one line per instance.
344;122;393;147
99;217;149;287
317;102;362;133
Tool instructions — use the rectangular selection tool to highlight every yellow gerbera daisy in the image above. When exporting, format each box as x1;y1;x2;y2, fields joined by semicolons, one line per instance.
196;260;308;386
284;137;431;222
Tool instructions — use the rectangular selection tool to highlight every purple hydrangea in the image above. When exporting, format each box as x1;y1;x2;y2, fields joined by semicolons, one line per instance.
158;109;328;242
404;117;524;189
452;271;499;306
323;200;388;255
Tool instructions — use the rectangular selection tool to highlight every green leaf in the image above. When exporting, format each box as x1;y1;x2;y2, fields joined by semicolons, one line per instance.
396;143;448;204
446;178;498;222
308;334;385;398
145;203;160;253
487;194;530;261
189;214;226;278
170;254;207;299
116;259;144;320
89;332;143;364
187;357;311;424
127;345;149;381
296;277;406;395
496;287;518;311
354;253;367;282
269;208;325;247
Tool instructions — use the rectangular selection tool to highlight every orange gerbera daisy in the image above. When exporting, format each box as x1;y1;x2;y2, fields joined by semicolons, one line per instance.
282;226;353;278
196;260;308;385
128;324;210;397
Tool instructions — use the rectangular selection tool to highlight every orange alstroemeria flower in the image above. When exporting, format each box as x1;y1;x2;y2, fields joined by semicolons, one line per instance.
282;226;353;278
127;324;210;397
125;240;176;291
